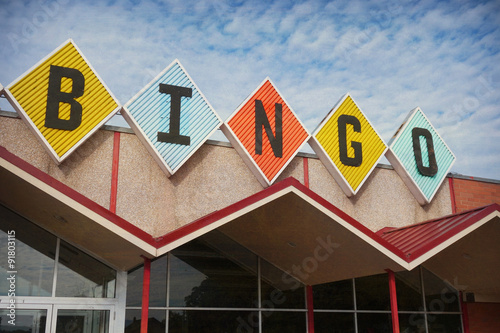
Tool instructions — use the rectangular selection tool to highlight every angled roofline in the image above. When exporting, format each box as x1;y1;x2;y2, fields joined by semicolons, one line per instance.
152;177;410;267
379;203;500;269
0;145;158;250
2;143;499;272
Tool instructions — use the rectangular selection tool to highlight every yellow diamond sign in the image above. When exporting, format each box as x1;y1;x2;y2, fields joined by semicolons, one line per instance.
5;39;120;164
309;94;387;196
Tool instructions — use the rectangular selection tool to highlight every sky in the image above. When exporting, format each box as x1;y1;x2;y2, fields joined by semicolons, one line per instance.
0;0;499;180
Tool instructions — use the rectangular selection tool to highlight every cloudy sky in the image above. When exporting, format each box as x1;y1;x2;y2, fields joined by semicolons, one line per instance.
0;0;499;179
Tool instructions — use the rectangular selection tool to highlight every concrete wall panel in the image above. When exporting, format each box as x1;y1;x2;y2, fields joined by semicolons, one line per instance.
0;116;113;209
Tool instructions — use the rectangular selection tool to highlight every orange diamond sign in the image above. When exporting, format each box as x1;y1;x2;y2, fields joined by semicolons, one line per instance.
221;78;309;187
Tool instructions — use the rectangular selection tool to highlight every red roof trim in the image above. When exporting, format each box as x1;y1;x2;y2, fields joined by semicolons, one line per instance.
153;177;301;247
2;144;498;267
379;203;500;261
0;145;157;246
153;176;409;262
376;226;396;236
290;177;410;261
381;204;497;235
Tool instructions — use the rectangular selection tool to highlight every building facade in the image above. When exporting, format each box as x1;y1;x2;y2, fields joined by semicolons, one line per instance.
0;112;499;332
0;39;499;332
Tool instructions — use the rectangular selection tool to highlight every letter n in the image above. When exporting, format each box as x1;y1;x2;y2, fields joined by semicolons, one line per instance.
45;65;85;130
255;100;283;157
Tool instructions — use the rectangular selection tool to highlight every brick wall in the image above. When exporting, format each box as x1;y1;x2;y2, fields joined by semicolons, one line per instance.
450;177;500;213
467;303;500;333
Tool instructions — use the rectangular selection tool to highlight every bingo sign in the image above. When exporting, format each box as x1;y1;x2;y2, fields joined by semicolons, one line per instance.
1;40;455;205
4;39;120;163
221;78;310;187
122;60;222;177
386;107;456;205
309;94;387;197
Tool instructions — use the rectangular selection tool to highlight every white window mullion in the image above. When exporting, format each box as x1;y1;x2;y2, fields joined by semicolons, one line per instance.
353;278;358;333
166;253;171;333
258;256;262;333
420;267;429;333
51;238;60;298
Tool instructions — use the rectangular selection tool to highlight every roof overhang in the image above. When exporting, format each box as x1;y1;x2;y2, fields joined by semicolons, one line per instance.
380;204;500;300
0;146;157;271
1;143;499;293
424;216;500;301
152;177;410;285
218;190;406;284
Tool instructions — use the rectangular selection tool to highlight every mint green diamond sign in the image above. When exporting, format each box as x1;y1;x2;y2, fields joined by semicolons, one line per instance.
386;107;456;205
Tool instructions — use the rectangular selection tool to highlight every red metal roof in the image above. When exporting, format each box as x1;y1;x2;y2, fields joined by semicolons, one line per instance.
378;203;500;262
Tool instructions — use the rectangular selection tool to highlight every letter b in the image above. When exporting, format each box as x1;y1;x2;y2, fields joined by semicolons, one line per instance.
45;65;85;130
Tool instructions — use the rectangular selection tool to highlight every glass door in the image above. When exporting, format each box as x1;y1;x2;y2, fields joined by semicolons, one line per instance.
51;305;114;333
0;304;51;333
0;304;114;333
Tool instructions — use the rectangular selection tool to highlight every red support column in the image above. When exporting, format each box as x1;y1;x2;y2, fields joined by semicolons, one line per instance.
141;256;151;333
448;177;457;214
459;292;470;333
110;131;121;214
307;285;314;333
303;157;309;188
387;269;400;333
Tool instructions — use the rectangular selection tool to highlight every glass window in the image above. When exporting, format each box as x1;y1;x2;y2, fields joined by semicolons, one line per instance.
314;312;355;333
126;256;168;307
0;204;117;299
260;260;305;310
422;268;460;313
125;309;166;333
427;314;462;333
261;311;306;333
0;206;56;297
169;310;257;332
357;312;393;333
124;309;142;332
169;237;258;308
56;240;116;298
0;309;47;333
126;231;311;331
126;230;466;333
355;273;391;311
399;313;426;333
149;256;168;307
55;309;109;333
312;279;354;310
126;265;144;307
396;269;424;311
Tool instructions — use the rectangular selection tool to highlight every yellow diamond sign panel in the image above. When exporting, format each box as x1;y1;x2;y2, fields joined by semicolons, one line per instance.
5;39;120;164
309;94;387;196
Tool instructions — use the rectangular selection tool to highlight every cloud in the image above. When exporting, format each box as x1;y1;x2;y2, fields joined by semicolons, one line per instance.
0;0;499;179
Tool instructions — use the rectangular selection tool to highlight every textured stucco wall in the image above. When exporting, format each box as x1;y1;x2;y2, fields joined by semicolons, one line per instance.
0;116;113;209
308;157;452;231
116;132;264;236
1;115;454;237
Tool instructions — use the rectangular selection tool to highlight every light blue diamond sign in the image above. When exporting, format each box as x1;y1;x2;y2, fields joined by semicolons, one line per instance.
386;107;456;205
122;60;222;176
